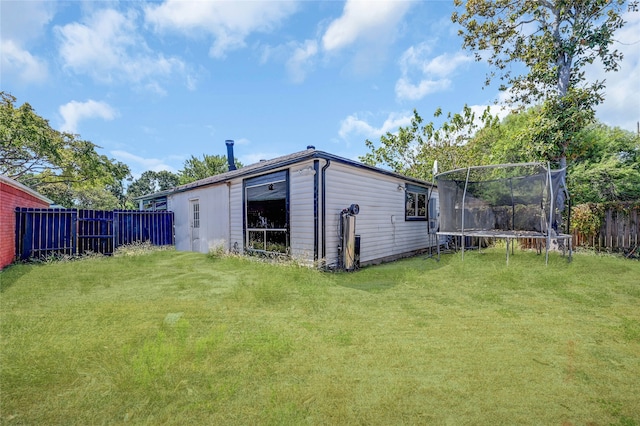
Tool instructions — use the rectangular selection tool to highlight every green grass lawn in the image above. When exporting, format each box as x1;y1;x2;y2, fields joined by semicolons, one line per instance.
1;248;639;425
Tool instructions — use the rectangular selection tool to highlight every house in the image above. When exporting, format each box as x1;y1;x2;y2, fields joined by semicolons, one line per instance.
0;175;53;269
141;142;439;269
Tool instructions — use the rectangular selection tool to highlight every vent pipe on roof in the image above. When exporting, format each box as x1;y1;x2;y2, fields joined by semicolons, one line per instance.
225;140;236;171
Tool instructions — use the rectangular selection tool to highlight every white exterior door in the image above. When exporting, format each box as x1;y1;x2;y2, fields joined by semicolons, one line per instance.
190;199;200;252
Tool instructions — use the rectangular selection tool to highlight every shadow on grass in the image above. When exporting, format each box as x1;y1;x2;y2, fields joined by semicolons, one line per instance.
336;251;455;292
0;262;33;293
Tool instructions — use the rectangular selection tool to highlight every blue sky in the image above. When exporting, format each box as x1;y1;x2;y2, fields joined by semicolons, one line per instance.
2;0;639;179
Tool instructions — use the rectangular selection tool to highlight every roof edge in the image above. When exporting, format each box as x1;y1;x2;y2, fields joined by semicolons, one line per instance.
137;148;434;199
0;175;54;205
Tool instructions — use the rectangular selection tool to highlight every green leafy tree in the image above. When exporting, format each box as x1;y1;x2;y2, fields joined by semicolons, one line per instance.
1;92;130;187
451;0;627;169
468;106;590;165
361;106;497;180
469;109;640;203
1;92;131;208
127;170;180;199
179;154;242;184
569;124;640;203
468;112;531;165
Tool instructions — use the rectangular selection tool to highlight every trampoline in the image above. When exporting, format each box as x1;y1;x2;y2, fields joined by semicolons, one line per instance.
434;162;572;264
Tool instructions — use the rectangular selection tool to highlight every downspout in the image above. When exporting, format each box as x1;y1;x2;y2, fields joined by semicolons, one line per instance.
313;160;320;263
321;159;331;265
227;181;232;253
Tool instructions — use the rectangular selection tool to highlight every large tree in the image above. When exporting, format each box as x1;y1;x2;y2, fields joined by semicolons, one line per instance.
179;154;242;184
468;109;640;203
127;170;180;199
451;0;627;169
1;92;131;208
569;123;640;203
361;106;497;181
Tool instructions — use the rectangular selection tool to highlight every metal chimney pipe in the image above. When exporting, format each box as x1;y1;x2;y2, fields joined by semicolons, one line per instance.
225;140;236;171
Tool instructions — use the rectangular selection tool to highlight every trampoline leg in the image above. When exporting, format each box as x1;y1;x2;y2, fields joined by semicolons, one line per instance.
506;239;509;265
545;242;549;265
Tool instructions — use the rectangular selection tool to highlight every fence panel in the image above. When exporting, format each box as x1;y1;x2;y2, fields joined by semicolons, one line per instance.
15;208;77;260
15;209;174;261
571;205;639;251
78;209;114;255
114;210;174;247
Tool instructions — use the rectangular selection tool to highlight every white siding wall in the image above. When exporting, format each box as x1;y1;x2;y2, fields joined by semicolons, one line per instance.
228;180;244;253
323;163;435;267
169;184;230;253
167;158;438;266
289;161;316;263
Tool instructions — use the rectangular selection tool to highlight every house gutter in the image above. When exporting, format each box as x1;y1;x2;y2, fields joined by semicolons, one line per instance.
313;160;320;263
321;159;331;264
167;150;433;197
227;181;232;252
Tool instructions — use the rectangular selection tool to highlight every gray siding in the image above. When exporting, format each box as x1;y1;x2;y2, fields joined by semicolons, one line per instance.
289;161;316;263
167;154;438;267
323;163;434;267
169;184;229;253
229;180;243;252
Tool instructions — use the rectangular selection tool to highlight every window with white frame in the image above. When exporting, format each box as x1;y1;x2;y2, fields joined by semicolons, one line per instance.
405;184;428;220
191;200;200;228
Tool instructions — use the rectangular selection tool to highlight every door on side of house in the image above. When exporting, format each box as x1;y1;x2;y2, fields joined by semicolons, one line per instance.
190;199;200;252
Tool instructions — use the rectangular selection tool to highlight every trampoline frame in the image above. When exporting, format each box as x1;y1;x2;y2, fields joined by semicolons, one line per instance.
433;162;572;265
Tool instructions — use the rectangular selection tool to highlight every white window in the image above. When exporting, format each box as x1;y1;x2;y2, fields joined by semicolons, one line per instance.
405;185;428;221
192;201;200;228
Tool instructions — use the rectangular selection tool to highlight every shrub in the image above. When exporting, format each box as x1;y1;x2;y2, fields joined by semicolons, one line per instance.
570;203;603;236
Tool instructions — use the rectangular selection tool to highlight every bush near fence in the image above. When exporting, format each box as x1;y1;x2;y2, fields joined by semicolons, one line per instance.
570;202;640;254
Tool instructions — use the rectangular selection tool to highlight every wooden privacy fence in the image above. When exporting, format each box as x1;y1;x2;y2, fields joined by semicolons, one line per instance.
571;205;639;251
15;208;174;261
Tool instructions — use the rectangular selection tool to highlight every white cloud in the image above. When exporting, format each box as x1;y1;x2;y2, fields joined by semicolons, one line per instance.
55;8;186;89
111;150;177;174
59;100;118;133
339;111;414;140
322;0;414;52
396;42;473;101
398;42;433;73
286;40;318;83
395;78;452;101
423;52;473;76
0;0;55;44
144;0;298;58
589;11;640;132
0;0;54;84
0;40;48;83
240;152;283;165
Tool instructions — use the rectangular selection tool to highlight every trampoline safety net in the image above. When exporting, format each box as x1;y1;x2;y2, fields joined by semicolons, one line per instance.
435;162;571;263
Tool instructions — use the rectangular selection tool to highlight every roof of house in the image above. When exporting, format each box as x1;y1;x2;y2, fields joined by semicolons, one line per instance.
136;148;433;200
0;175;54;205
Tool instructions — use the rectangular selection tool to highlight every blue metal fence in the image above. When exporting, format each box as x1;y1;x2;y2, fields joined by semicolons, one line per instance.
15;208;174;261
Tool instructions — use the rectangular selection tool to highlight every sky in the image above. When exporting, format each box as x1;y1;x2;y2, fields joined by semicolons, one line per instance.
2;0;639;180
